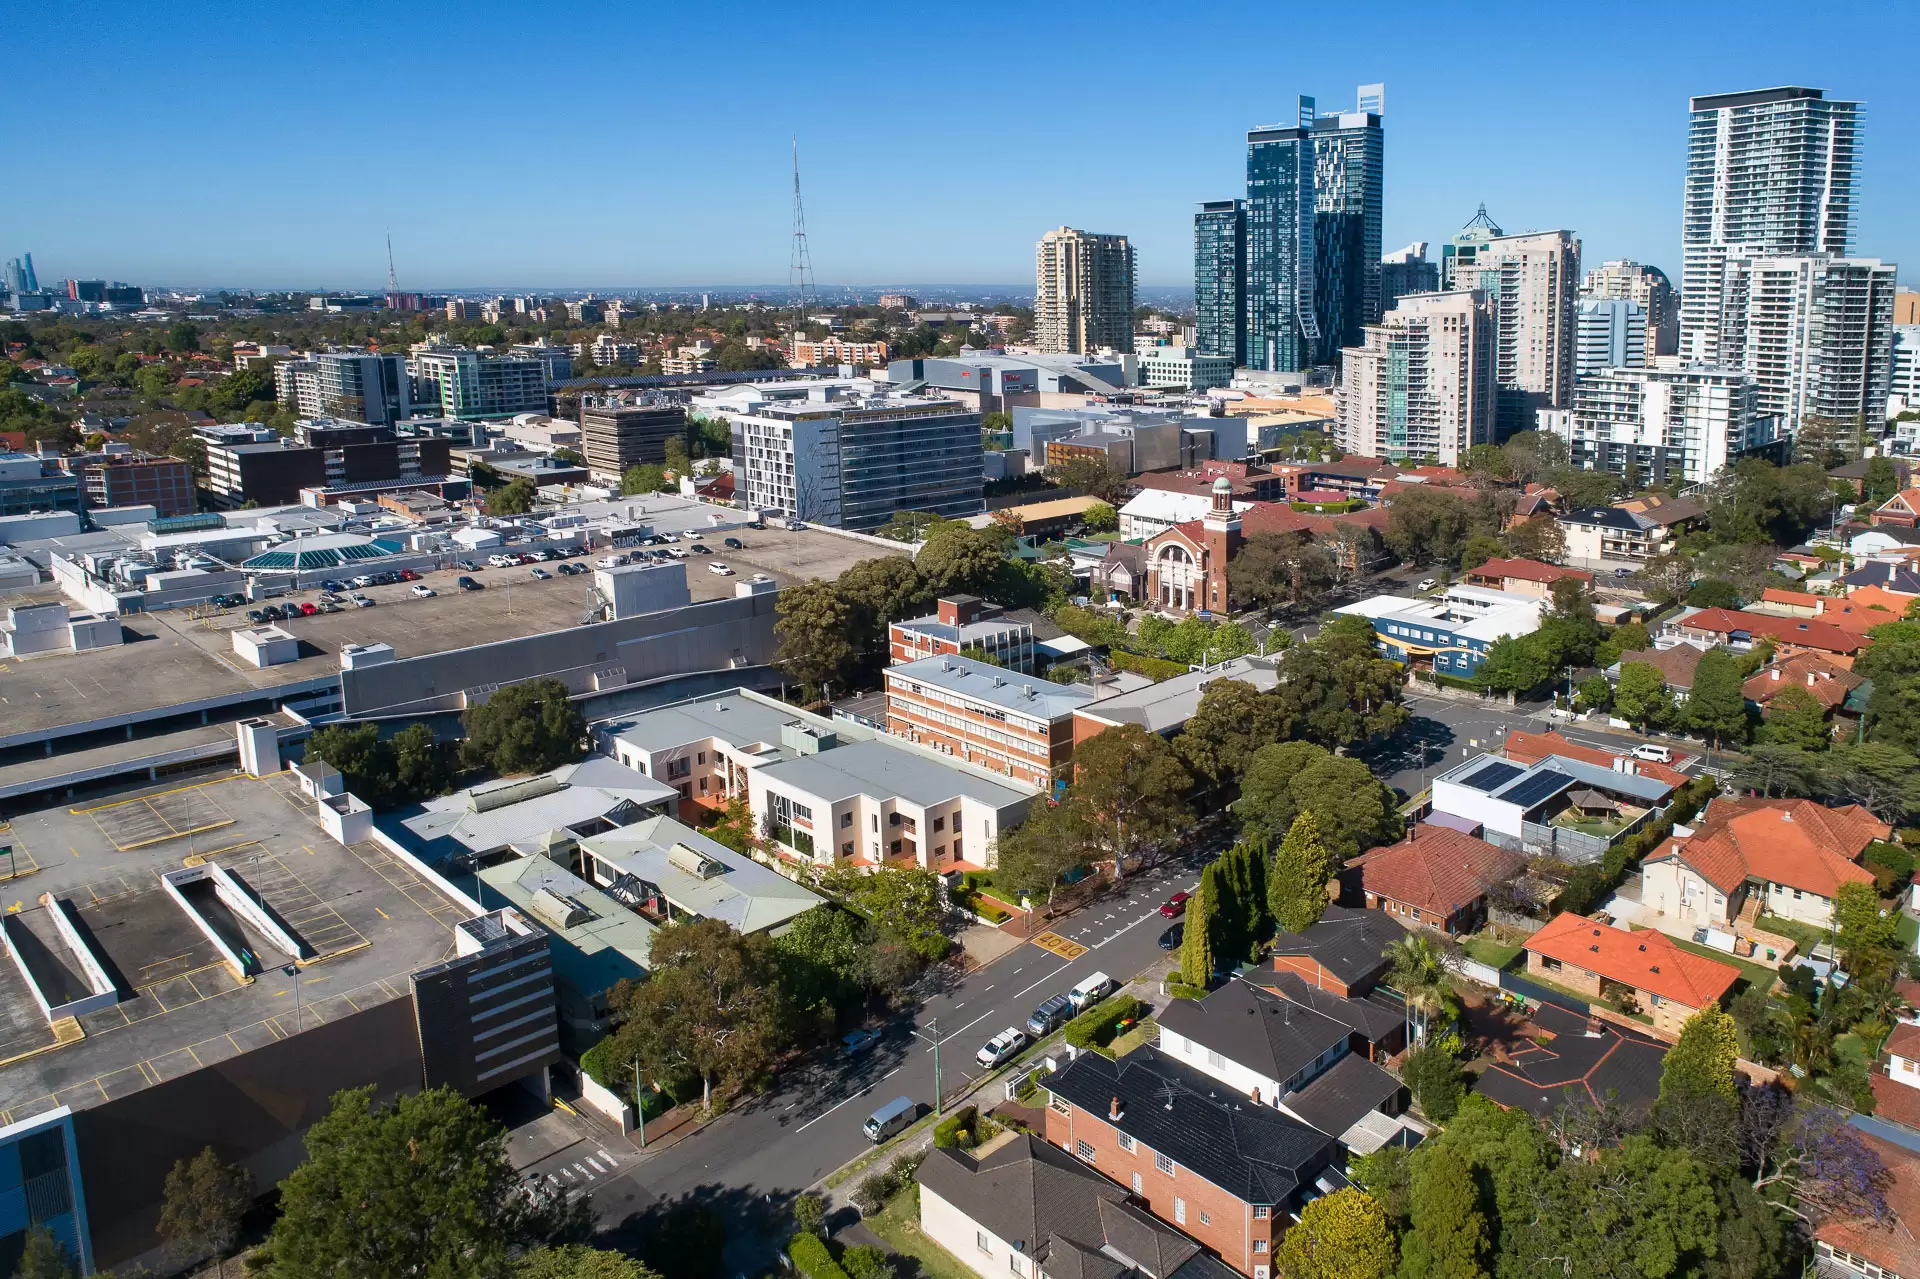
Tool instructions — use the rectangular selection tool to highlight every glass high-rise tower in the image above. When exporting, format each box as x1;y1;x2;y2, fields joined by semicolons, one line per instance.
1312;103;1384;359
1243;97;1319;374
1193;200;1246;365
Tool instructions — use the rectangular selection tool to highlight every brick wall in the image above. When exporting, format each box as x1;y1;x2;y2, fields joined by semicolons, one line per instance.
1270;954;1353;998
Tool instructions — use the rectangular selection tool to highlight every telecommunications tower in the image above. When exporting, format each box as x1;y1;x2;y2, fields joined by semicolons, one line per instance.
789;138;816;328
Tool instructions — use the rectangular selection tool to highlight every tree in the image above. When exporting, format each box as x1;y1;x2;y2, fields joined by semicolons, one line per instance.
1525;1136;1719;1279
610;918;791;1114
1236;741;1399;861
11;1228;75;1279
460;678;584;775
1081;501;1117;533
1400;1040;1464;1121
1272;1188;1394;1279
1575;674;1613;713
1759;684;1831;750
992;801;1093;907
487;477;538;515
1398;1147;1486;1279
1504;516;1565;563
1266;814;1332;934
1180;870;1216;987
1473;635;1551;695
835;555;929;659
916;524;1006;597
159;1147;253;1279
621;464;668;495
1660;1007;1739;1107
1861;456;1902;507
1046;455;1125;501
826;866;951;961
1824;742;1920;824
262;1086;584;1279
517;1247;662;1279
1229;531;1333;613
1384;488;1477;566
663;434;690;475
1064;725;1192;878
1457;533;1505;572
168;321;202;353
1685;650;1751;749
1708;459;1832;547
1835;880;1899;974
1732;743;1820;798
1503;430;1569;484
773;580;861;700
1174;679;1290;788
1614;661;1671;732
1385;932;1450;1046
391;722;453;798
1272;617;1409;750
1742;1089;1892;1226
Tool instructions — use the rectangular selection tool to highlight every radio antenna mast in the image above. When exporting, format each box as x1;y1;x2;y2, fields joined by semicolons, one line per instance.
788;138;816;330
385;232;398;295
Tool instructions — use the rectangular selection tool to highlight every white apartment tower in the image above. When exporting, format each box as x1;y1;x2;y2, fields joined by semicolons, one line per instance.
1335;290;1495;466
1035;227;1136;355
1450;229;1581;436
1540;362;1778;487
1681;87;1860;366
1576;298;1648;377
1737;255;1898;432
1582;260;1678;358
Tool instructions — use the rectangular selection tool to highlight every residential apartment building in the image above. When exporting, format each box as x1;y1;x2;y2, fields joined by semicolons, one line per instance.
791;336;889;367
1539;362;1778;486
1243;99;1319;374
1557;503;1684;565
1379;242;1438;311
509;342;574;381
1194;200;1247;365
68;452;195;516
1311;93;1385;358
888;596;1037;673
1582;259;1678;358
1035;227;1136;355
729;387;983;531
1042;1045;1339;1278
1681;86;1860;367
1335;290;1495;465
1735;255;1897;434
883;654;1093;788
1440;204;1504;289
1450;229;1581;435
1575;298;1647;376
578;395;688;484
408;346;549;420
273;352;416;426
603;689;1036;873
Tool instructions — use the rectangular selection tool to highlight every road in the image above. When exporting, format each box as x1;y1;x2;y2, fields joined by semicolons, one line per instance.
583;856;1202;1269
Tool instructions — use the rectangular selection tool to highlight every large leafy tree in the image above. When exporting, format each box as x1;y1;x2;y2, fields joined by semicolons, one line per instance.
260;1086;585;1279
1272;616;1408;750
1064;725;1192;879
1708;458;1832;547
1654;1007;1740;1157
1384;487;1482;566
460;677;585;775
1685;650;1752;749
1522;1136;1720;1279
1235;741;1399;861
835;556;929;658
1613;661;1671;732
823;865;951;961
1266;813;1331;934
608;918;793;1114
487;477;538;515
1758;684;1831;751
1398;1147;1486;1279
160;1147;253;1279
1227;531;1333;613
772;579;861;699
991;801;1094;907
1473;635;1551;695
517;1247;662;1279
1174;679;1291;788
1272;1188;1394;1279
916;523;1006;597
1823;742;1920;824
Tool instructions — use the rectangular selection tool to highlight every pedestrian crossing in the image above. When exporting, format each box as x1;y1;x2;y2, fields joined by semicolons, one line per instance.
525;1147;622;1195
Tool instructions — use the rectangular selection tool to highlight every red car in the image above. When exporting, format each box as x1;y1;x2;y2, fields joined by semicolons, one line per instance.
398;569;420;582
298;601;319;616
1159;891;1189;918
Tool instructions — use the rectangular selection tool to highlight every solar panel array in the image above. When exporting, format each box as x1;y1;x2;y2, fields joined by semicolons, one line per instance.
1460;760;1524;793
1499;768;1577;810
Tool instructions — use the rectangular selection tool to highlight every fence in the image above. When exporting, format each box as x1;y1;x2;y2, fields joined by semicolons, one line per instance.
1499;970;1590;1017
1446;956;1504;988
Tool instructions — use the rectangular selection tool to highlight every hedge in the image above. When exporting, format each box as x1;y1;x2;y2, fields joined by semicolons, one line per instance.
790;1234;850;1279
932;1105;978;1149
1558;775;1720;916
1063;994;1148;1054
1165;981;1207;1000
1109;649;1189;682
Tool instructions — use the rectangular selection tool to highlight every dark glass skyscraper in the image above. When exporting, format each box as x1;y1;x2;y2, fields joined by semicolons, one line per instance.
1244;97;1318;374
1311;107;1384;361
1193;200;1246;365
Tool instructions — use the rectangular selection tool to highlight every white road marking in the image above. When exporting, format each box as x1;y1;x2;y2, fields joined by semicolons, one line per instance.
597;1149;615;1164
883;1066;901;1079
983;984;994;992
585;1156;606;1172
795;1083;876;1133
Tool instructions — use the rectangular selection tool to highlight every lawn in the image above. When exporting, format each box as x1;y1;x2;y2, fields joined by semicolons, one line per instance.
1632;926;1780;993
866;1187;979;1279
1110;1016;1158;1057
1460;938;1523;970
1756;913;1828;957
1899;914;1919;949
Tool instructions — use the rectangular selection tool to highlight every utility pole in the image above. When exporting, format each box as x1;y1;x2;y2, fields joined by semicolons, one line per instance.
912;1018;955;1116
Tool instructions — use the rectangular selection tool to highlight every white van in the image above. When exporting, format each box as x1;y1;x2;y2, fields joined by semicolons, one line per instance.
862;1095;916;1143
1067;972;1115;1013
1630;743;1673;763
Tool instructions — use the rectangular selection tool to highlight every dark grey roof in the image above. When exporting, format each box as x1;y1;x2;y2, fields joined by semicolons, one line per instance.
917;1135;1200;1279
1269;905;1404;992
1472;1002;1667;1120
1558;505;1646;531
1003;607;1069;643
1157;979;1349;1087
1279;1054;1405;1139
1263;972;1405;1044
1843;561;1920;594
1045;1046;1336;1207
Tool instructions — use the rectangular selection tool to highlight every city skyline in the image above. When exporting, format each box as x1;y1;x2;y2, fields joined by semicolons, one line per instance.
8;0;1916;291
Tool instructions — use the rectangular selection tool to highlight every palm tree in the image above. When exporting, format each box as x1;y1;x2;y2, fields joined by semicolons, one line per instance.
1384;933;1449;1045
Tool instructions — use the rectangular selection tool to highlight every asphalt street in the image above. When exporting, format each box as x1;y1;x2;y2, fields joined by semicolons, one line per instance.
585;856;1202;1268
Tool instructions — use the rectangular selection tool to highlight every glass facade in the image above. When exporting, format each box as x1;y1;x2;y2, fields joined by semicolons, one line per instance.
1244;110;1317;374
1311;113;1384;362
1193;200;1245;365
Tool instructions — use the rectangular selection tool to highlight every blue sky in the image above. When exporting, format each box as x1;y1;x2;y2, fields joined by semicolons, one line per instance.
9;0;1916;291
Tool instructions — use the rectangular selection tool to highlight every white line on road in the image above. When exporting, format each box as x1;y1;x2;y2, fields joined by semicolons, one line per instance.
983;984;994;992
598;1150;614;1164
883;1066;901;1079
585;1156;606;1172
795;1083;876;1133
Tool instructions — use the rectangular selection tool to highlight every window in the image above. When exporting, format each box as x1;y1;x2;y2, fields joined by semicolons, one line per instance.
1173;1197;1186;1224
1009;1257;1023;1277
1199;1210;1211;1226
841;812;853;828
976;1232;992;1255
1074;1140;1095;1163
1131;1172;1143;1193
1117;1133;1134;1152
889;812;902;826
1156;1152;1174;1175
841;842;853;856
1207;1050;1226;1069
1049;1095;1070;1116
1253;1241;1267;1254
934;815;946;832
1253;1206;1269;1219
872;815;879;832
697;751;706;765
698;777;708;795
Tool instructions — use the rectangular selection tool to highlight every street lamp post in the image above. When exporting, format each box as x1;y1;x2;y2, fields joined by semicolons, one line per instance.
282;963;301;1032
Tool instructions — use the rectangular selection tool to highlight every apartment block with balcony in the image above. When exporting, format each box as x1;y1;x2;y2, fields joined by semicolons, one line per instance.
888;595;1036;672
274;352;416;426
408;346;550;420
884;654;1095;790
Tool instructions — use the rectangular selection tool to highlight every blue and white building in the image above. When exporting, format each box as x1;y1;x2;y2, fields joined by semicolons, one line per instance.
1335;585;1545;677
0;1108;91;1274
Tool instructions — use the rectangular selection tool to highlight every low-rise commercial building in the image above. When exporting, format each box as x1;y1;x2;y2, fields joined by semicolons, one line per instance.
67;452;195;517
0;452;83;516
1334;584;1546;678
889;595;1037;672
1070;656;1279;746
1139;347;1235;392
884;654;1093;789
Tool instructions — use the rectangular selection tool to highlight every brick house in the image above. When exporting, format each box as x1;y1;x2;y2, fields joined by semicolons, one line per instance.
1639;797;1885;934
1870;488;1920;528
1463;558;1593;599
1813;1131;1920;1279
1345;824;1526;936
1661;607;1865;665
889;595;1038;672
1267;905;1406;998
1043;1046;1339;1279
1522;912;1740;1037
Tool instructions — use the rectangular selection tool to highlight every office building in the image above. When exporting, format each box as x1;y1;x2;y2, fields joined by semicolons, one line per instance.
0;453;84;516
1539;362;1777;486
205;423;452;509
1335;584;1548;678
1335;290;1495;466
1575;298;1648;376
1440;204;1504;289
408;347;549;420
1138;346;1235;392
1451;229;1582;435
1194;199;1246;364
884;653;1095;788
1380;242;1438;310
578;395;689;484
68;452;196;516
1034;227;1136;355
274;352;417;427
65;280;105;303
1682;87;1860;367
729;386;982;531
1311;90;1385;355
1583;259;1678;358
509;342;574;382
1737;255;1897;435
3;253;37;295
1244;98;1319;374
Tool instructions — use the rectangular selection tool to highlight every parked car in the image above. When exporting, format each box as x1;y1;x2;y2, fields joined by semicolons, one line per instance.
746;520;765;530
529;567;550;580
841;1028;883;1056
457;576;483;591
247;609;269;623
723;537;744;550
688;544;711;555
319;600;342;613
1418;578;1438;592
351;574;376;588
596;555;626;568
1159;891;1190;918
668;548;689;559
974;1028;1029;1069
537;548;561;561
320;579;344;594
489;554;517;568
351;594;375;607
1158;922;1185;950
297;601;319;616
1615;567;1636;578
1025;995;1073;1037
457;560;481;571
1631;743;1673;763
784;519;806;530
411;584;436;598
708;562;734;576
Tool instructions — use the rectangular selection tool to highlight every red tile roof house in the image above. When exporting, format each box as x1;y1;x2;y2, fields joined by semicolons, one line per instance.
1661;607;1866;666
1607;643;1709;701
1345;824;1526;936
1742;653;1863;730
1522;912;1741;1038
1873;1022;1920;1131
1638;798;1887;937
1463;558;1593;599
1813;1129;1920;1279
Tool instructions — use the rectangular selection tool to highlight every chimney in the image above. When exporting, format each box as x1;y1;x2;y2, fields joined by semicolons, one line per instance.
1807;672;1816;686
1771;668;1781;682
1109;1096;1123;1121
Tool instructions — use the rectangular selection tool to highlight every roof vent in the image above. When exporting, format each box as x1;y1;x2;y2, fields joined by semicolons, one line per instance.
1638;943;1646;951
1589;945;1600;953
1649;964;1661;973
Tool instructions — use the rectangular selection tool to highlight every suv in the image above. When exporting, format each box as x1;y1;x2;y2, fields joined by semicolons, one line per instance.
457;576;483;591
1025;995;1073;1038
974;1028;1029;1069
